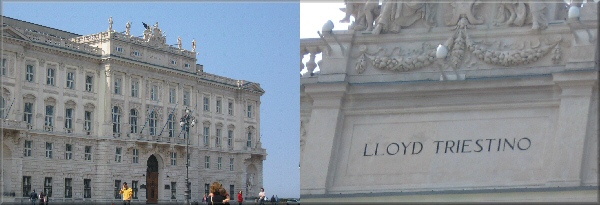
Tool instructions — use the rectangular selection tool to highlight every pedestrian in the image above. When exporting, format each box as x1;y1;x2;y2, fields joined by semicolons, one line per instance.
38;191;45;205
29;189;38;205
119;182;133;205
237;191;243;205
208;182;226;205
258;188;265;205
275;195;278;205
270;195;275;205
203;194;207;202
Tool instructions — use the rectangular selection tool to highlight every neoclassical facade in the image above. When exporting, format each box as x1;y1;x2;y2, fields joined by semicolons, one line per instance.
301;1;598;202
1;16;266;203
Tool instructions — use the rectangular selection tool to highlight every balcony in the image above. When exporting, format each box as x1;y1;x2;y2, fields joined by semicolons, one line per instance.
0;119;29;130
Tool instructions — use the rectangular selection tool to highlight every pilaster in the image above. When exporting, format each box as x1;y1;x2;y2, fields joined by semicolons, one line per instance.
300;82;348;195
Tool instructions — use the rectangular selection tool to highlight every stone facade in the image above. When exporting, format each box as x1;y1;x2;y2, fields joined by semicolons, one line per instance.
301;1;598;202
1;16;266;203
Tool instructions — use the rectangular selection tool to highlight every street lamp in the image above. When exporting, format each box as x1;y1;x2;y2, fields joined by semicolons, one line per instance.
180;108;196;205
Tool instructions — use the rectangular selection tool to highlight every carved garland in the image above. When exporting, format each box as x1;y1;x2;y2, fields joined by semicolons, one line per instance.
358;18;561;73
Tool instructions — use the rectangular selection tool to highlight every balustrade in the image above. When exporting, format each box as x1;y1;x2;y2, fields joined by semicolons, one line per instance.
300;45;323;77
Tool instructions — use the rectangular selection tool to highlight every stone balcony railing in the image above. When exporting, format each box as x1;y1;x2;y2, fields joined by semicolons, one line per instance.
300;39;325;77
13;27;102;55
0;119;29;130
125;132;186;145
71;31;196;58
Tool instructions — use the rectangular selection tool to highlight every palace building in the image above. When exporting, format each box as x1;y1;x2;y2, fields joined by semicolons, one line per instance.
1;16;266;204
300;1;598;202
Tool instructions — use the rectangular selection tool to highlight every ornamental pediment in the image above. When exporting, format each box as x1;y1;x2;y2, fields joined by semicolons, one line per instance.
2;25;30;41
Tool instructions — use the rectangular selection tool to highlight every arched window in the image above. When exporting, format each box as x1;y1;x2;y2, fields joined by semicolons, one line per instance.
130;109;138;133
112;106;121;134
149;111;156;136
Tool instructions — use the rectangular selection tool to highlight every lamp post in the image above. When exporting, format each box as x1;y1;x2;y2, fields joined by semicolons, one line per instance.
180;108;196;205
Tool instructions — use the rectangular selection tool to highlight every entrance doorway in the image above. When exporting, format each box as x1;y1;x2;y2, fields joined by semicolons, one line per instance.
146;155;159;204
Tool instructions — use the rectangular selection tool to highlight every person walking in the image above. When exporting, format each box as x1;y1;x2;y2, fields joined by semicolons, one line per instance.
38;191;46;205
203;194;207;202
119;182;133;205
258;188;265;205
237;191;243;205
270;195;275;205
29;189;38;205
275;195;278;205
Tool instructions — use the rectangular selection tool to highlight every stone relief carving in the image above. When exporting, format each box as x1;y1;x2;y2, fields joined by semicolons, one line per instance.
495;2;548;30
373;1;437;35
445;1;484;26
355;17;562;73
340;0;380;32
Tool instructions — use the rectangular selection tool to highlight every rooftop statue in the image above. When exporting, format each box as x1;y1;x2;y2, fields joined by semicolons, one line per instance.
373;1;436;35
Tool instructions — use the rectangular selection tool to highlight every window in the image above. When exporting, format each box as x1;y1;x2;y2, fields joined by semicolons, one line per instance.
46;67;55;86
84;146;92;161
44;177;52;197
171;152;177;166
132;149;139;164
65;108;73;133
26;64;34;82
229;158;234;171
247;104;253;118
216;99;222;114
247;132;252;148
85;75;93;92
203;126;210;146
130;109;138;133
44;105;54;131
114;180;121;199
183;90;190;106
112;106;121;134
1;58;6;76
132;180;138;199
133;51;141;56
66;71;75;89
84;179;91;198
45;142;53;158
65;144;72;160
115;147;122;163
168;114;175;137
171;182;177;199
24;140;32;157
205;156;210;169
185;63;190;68
171;60;177;65
0;97;5;118
150;85;158;101
114;78;122;95
149;111;156;136
23;102;33;126
217;157;222;170
229;185;234;199
116;47;124;52
131;80;139;97
204;184;209;197
228;101;233;115
227;130;233;147
64;178;72;198
22;176;31;197
84;111;93;133
216;128;222;147
169;88;176;104
203;97;210;111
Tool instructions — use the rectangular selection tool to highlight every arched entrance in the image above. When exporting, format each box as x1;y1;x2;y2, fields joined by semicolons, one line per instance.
146;155;159;204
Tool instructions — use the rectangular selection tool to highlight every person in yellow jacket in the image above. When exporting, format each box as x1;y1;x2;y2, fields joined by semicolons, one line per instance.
119;182;133;205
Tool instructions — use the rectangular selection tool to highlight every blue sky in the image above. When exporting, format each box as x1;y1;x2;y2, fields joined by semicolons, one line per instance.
3;2;300;198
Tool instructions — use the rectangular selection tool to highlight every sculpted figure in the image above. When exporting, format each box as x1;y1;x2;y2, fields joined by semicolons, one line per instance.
340;0;380;32
108;16;113;31
126;21;131;36
373;1;436;35
495;1;547;30
177;36;182;49
192;39;197;52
